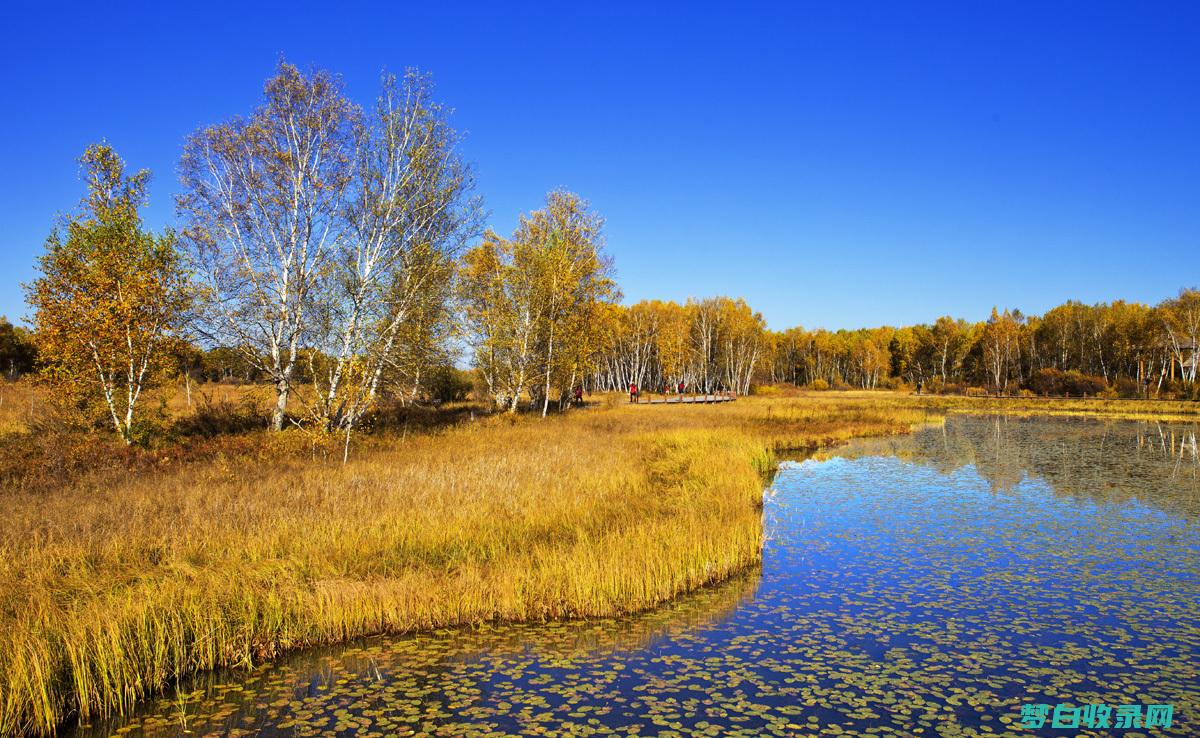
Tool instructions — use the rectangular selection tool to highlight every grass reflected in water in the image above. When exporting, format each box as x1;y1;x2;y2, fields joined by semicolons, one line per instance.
76;416;1200;737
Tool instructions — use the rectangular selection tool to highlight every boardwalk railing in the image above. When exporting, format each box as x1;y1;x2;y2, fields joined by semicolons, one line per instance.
634;391;737;405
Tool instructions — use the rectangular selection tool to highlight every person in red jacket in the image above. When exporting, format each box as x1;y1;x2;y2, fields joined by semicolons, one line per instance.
629;382;638;403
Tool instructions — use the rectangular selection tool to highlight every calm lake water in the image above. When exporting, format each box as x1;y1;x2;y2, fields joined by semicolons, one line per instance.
78;416;1200;737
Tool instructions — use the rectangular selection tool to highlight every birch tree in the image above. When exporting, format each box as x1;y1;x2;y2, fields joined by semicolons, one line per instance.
718;298;765;395
656;300;693;389
458;230;546;411
309;70;481;439
459;192;615;413
982;308;1020;392
514;192;615;415
603;304;659;392
931;316;972;384
26;144;188;442
178;62;359;430
690;298;721;392
458;232;513;406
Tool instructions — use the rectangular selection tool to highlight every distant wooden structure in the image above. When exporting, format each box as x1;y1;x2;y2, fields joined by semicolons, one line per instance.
640;393;736;405
1179;342;1198;379
1162;341;1198;382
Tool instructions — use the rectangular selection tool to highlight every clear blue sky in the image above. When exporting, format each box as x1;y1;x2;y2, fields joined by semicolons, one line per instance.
2;1;1197;331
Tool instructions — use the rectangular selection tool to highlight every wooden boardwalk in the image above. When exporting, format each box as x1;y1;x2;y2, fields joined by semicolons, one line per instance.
637;394;736;405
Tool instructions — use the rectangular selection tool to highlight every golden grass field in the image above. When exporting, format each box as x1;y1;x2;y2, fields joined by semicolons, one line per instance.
0;382;1195;735
0;386;928;735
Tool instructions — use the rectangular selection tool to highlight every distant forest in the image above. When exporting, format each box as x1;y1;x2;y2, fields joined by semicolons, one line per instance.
592;291;1200;400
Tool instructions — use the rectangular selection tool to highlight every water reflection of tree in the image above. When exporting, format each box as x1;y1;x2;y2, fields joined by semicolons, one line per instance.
826;416;1200;520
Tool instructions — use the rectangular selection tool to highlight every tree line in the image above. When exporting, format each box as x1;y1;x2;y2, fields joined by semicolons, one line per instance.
15;61;1200;446
766;296;1200;397
595;293;1200;401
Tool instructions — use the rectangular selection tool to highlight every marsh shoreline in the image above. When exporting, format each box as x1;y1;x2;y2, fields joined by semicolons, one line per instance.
4;392;1195;736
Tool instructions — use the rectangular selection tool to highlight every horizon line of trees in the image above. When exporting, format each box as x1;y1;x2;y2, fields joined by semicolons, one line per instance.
11;285;1198;410
764;295;1200;397
595;291;1200;401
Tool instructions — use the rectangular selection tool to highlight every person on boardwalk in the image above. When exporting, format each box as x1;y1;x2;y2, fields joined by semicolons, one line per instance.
677;380;685;398
574;386;584;407
916;377;923;395
629;382;638;404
